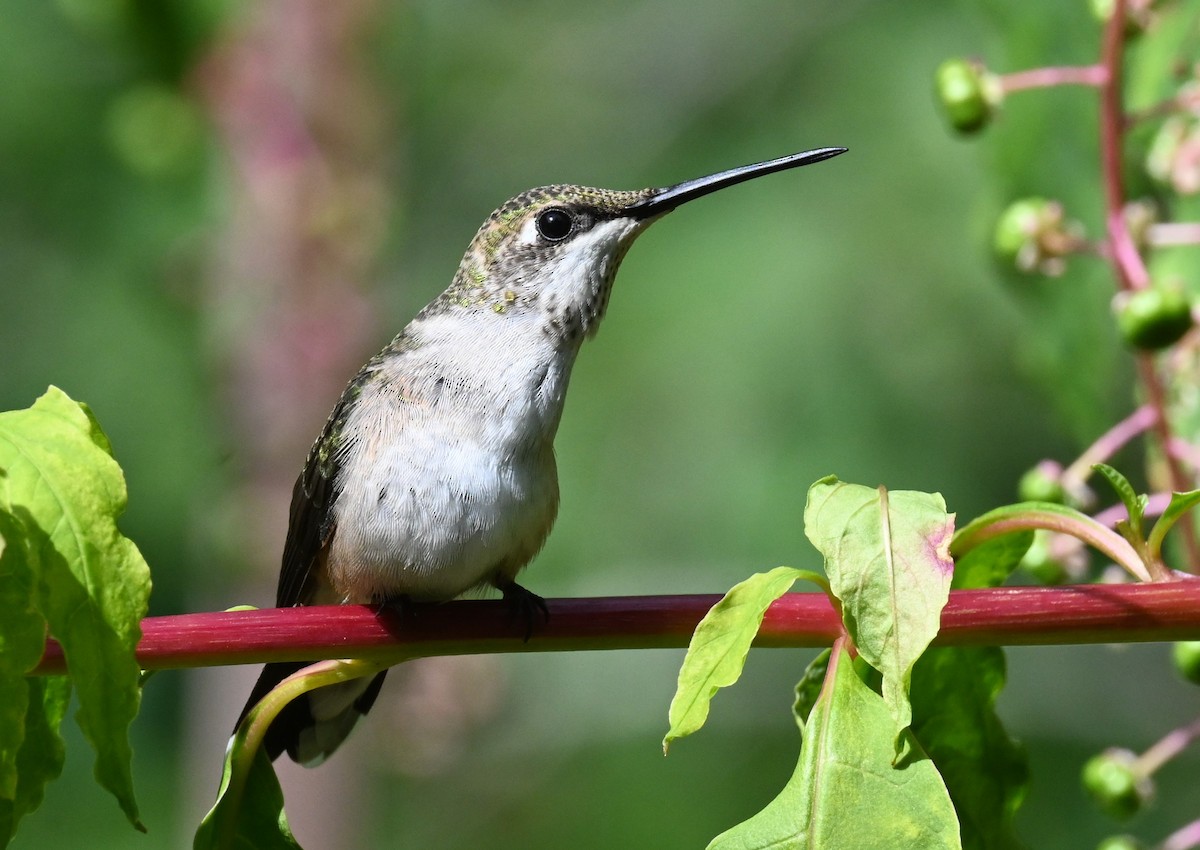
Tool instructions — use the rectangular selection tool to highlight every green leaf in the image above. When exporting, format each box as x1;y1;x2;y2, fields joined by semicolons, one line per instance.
708;643;961;850
804;477;955;737
0;676;26;806
193;736;301;850
197;658;389;849
1146;490;1200;562
0;388;151;830
920;505;1029;848
664;567;810;751
951;529;1032;590
911;648;1028;850
0;508;44;673
0;676;70;848
0;506;47;803
792;649;831;737
196;658;392;850
1092;464;1147;544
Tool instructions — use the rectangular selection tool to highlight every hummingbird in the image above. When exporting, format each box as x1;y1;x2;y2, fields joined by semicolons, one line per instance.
238;146;847;765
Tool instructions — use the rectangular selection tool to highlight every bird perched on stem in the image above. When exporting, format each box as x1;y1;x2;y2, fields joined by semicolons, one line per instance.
237;146;847;765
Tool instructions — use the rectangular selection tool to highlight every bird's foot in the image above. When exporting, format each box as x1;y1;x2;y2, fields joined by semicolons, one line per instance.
377;594;421;621
496;580;549;641
383;594;412;611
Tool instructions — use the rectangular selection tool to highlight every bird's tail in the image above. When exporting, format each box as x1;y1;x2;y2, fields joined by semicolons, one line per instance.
236;662;388;766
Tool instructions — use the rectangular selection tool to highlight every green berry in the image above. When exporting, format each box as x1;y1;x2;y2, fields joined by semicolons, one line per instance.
1018;463;1066;504
935;59;999;134
1115;286;1193;351
1020;549;1068;585
1146;115;1191;188
1096;837;1146;850
1122;201;1157;250
1089;0;1149;35
994;198;1051;261
1172;641;1200;685
1019;531;1071;585
1082;750;1150;821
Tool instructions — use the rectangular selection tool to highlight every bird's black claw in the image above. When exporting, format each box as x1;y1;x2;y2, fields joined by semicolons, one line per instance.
497;581;549;641
379;594;418;618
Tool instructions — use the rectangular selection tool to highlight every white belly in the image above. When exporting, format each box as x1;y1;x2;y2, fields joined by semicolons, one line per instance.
327;415;559;602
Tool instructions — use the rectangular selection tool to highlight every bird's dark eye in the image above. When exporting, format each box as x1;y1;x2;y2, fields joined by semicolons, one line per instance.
535;208;574;242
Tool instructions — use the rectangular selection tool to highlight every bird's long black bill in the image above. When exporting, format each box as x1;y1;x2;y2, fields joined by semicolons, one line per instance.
626;146;847;219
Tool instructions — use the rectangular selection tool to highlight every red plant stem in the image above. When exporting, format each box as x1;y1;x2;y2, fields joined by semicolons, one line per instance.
29;584;1200;676
1000;65;1108;93
1099;0;1147;292
1137;353;1200;568
1096;0;1200;569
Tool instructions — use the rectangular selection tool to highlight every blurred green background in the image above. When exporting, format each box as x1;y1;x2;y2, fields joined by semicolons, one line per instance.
3;0;1198;847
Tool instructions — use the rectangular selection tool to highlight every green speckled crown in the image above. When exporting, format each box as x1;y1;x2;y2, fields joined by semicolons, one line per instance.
427;184;655;320
490;185;653;226
475;185;652;263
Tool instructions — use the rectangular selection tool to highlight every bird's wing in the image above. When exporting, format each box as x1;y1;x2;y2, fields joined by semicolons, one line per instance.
274;389;356;607
242;361;393;763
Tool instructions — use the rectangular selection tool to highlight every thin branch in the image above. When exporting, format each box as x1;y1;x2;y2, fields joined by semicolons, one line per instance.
1147;222;1200;247
1000;65;1108;93
30;584;1200;676
1125;88;1200;127
1062;403;1158;489
1096;0;1200;569
1134;715;1200;776
1093;491;1172;527
1137;354;1200;568
1163;817;1200;850
1099;0;1148;292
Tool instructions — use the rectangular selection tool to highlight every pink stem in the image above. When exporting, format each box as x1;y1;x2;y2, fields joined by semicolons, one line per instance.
1135;715;1200;776
1169;437;1200;473
1000;65;1108;93
1093;491;1172;527
1147;222;1200;247
1099;0;1150;291
1164;817;1200;850
1063;404;1159;485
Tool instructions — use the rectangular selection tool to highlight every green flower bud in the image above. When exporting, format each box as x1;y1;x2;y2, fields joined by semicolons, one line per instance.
994;198;1083;274
1019;543;1068;585
995;198;1051;261
1082;749;1151;821
1146;115;1198;192
1090;0;1152;35
1019;530;1089;585
1122;201;1158;251
1115;285;1193;351
1096;836;1146;850
1172;640;1200;685
1018;462;1066;504
935;59;1000;135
